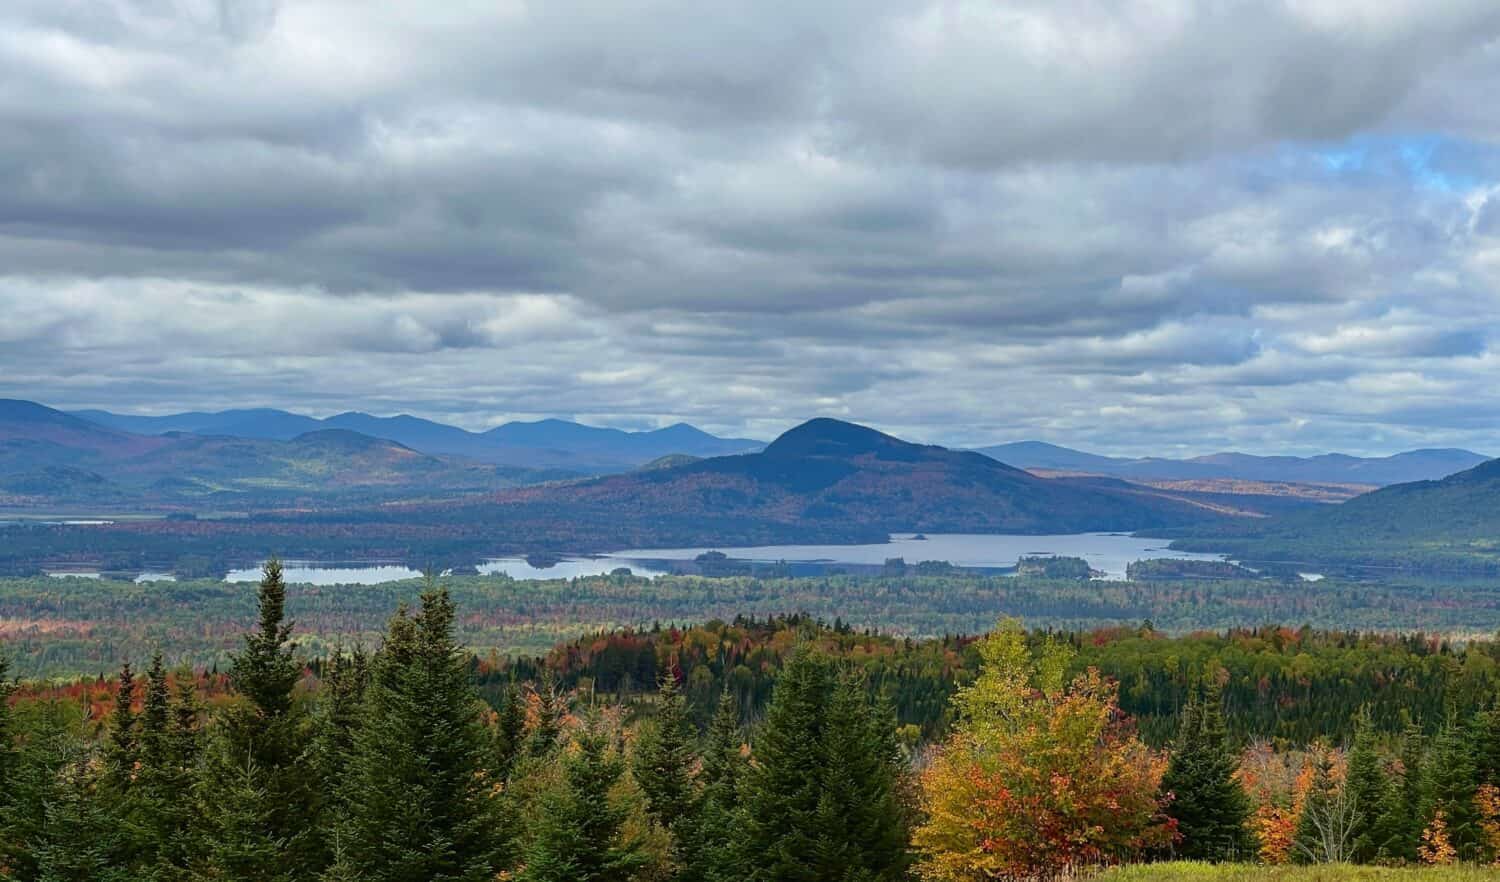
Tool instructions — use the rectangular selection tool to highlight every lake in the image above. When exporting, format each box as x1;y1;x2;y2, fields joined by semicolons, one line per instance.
221;533;1226;585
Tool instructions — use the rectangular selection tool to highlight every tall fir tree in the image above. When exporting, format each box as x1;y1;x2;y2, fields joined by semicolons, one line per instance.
335;586;508;882
1163;684;1252;861
1367;724;1427;862
633;669;699;836
1422;719;1482;860
527;673;565;758
520;720;646;882
493;681;528;780
687;687;749;882
0;648;15;804
1292;747;1341;864
737;649;909;882
1473;703;1500;789
1345;709;1391;863
193;558;317;881
103;661;139;791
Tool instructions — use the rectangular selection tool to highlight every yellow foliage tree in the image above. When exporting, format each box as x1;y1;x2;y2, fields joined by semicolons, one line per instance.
912;620;1173;881
1419;810;1457;866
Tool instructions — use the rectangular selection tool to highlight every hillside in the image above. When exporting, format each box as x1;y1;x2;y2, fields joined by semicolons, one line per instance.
980;440;1488;486
491;418;1229;536
73;405;762;472
0;399;541;509
1168;456;1500;572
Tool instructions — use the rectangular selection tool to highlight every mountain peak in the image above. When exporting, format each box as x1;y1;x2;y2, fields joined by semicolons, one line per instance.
762;418;916;459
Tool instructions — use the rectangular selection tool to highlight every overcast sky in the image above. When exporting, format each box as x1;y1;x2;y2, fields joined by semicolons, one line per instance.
4;1;1500;455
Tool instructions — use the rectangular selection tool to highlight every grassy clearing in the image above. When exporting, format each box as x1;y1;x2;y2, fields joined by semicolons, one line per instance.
1097;862;1500;882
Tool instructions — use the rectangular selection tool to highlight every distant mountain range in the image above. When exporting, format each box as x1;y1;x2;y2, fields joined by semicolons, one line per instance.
1166;455;1500;574
71;407;762;473
977;440;1489;487
485;418;1228;538
0;400;556;509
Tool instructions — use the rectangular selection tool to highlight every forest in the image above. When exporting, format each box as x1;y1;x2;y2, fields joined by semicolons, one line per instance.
9;569;1500;681
6;562;1500;879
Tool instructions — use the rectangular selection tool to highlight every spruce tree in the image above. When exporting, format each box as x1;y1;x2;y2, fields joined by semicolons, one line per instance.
633;669;698;836
1292;747;1340;864
1367;724;1426;861
493;681;527;780
336;586;507;882
104;661;139;790
0;649;15;802
1345;709;1390;863
520;721;646;882
738;648;830;881
193;558;316;881
1422;720;1482;860
737;649;910;882
527;673;565;758
1163;684;1251;861
1473;703;1500;788
810;670;909;881
688;688;748;882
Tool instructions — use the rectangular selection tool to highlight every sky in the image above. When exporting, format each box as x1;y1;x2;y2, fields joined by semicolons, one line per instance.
3;1;1500;456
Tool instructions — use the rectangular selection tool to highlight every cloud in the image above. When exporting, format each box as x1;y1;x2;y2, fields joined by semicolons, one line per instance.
1;0;1500;456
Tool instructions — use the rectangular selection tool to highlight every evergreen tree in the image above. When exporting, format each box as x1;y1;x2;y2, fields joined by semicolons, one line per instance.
1473;703;1500;788
1422;720;1482;860
688;688;748;882
0;649;16;803
1163;684;1252;861
810;670;909;881
520;721;646;882
192;558;316;881
1292;747;1342;864
104;661;139;790
335;586;507;882
1345;709;1390;863
527;673;565;758
1367;724;1426;862
493;681;527;780
140;654;172;773
738;647;830;881
737;649;909;882
633;669;698;836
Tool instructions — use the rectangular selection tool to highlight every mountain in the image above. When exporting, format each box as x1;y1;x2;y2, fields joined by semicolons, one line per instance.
978;441;1489;486
71;407;325;440
487;418;1229;539
1166;455;1500;573
71;406;762;472
1;400;540;509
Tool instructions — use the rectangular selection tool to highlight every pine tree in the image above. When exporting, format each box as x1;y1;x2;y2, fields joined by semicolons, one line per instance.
810;670;909;881
738;647;831;881
192;558;316;881
493;681;527;780
527;673;565;758
0;648;16;802
1345;709;1390;863
687;688;748;882
336;586;508;882
520;721;646;882
633;669;698;836
1422;720;1482;860
1367;724;1426;862
104;661;139;790
1163;684;1252;861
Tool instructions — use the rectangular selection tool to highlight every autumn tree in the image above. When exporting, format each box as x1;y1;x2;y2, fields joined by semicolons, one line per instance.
913;621;1172;881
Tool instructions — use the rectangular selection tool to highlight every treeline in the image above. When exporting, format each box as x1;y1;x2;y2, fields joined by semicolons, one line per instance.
9;565;1500;879
12;569;1500;680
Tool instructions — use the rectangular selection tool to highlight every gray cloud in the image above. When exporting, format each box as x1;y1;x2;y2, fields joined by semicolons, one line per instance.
2;0;1500;456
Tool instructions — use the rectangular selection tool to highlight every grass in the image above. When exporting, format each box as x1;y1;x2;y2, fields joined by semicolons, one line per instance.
1097;863;1500;881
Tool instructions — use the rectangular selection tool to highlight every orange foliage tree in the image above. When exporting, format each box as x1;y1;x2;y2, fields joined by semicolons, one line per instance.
913;620;1174;881
1419;810;1457;866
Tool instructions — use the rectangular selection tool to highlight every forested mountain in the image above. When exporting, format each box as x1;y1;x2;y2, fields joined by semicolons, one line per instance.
0;400;550;509
492;418;1228;535
980;440;1488;486
1168;457;1500;573
72;403;762;472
